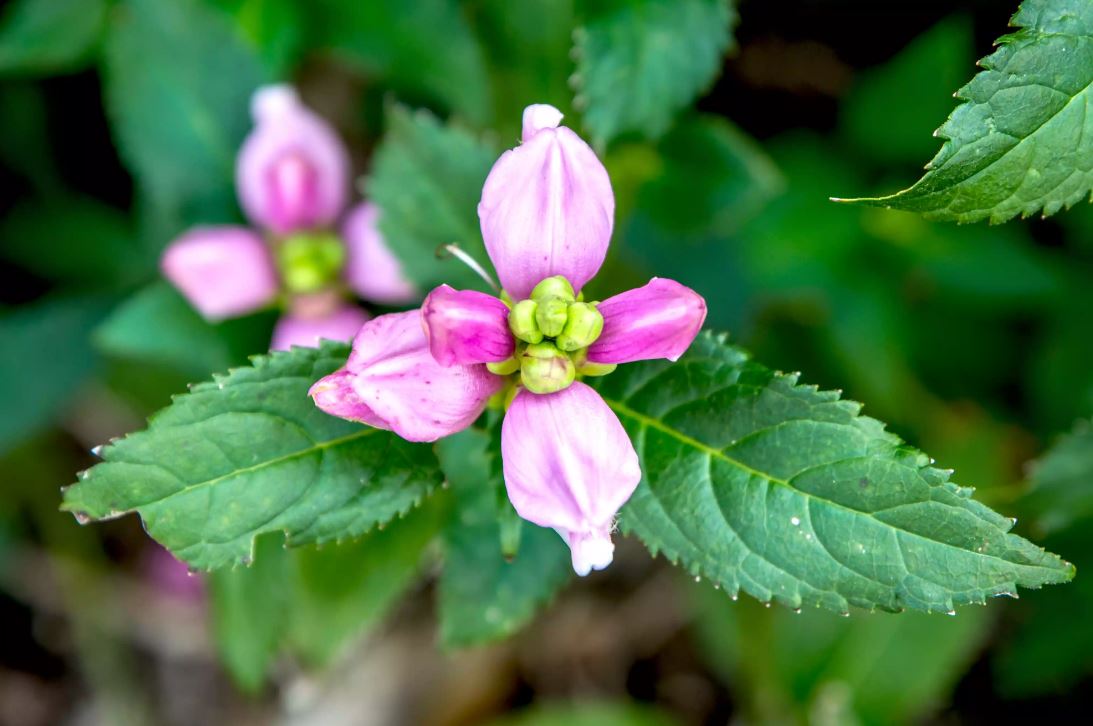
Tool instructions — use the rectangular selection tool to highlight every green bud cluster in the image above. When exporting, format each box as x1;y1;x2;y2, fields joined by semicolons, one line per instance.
277;232;346;294
496;275;614;396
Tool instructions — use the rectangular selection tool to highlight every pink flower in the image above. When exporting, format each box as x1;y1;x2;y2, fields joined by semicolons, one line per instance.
160;85;416;350
312;104;706;575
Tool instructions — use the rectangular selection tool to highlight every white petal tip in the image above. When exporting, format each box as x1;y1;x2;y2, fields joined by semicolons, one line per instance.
522;104;564;142
251;84;300;122
570;532;614;576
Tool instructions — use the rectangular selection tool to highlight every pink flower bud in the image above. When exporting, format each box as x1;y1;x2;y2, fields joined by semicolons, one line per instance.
309;310;502;442
421;284;514;366
501;383;641;576
236;85;350;235
586;278;706;364
271;304;370;351
161;226;279;321
478;104;614;300
342;202;418;304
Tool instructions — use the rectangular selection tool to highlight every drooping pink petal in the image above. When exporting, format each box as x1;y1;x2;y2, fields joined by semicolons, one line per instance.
161;226;279;321
586;278;707;364
342;202;418;305
271;304;370;351
501;383;641;575
421;284;514;366
236;85;350;235
478;104;614;300
310;310;502;442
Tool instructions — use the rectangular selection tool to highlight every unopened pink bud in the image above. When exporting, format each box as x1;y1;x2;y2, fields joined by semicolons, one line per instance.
421;284;514;366
478;104;614;299
161;226;279;321
587;278;706;364
236;85;350;234
309;310;502;442
501;383;641;575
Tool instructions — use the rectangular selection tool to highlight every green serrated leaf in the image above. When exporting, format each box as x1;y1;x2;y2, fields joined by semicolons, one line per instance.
364;106;498;293
574;0;736;148
310;0;492;125
103;0;266;237
1022;418;1093;535
591;332;1074;613
839;0;1093;223
62;342;443;570
437;426;571;647
0;0;107;75
486;703;681;726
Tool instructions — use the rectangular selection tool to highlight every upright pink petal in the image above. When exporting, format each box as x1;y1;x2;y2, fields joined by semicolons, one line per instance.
586;278;707;364
421;284;514;366
342;202;418;305
310;310;502;442
271;304;370;351
501;383;641;575
236;85;350;235
161;226;279;321
478;104;614;300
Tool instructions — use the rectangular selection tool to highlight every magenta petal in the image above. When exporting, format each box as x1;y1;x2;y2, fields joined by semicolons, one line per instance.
501;383;641;575
236;85;350;234
421;284;514;366
310;310;502;442
342;202;418;305
478;104;614;299
586;278;707;364
161;226;279;321
271;304;370;351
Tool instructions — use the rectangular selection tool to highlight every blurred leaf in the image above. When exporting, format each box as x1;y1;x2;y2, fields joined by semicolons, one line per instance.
692;583;992;724
207;0;304;77
592;332;1074;614
1029;292;1093;433
841;17;973;165
62;342;443;570
103;0;266;240
310;0;491;125
365;106;497;292
0;294;114;456
287;499;443;666
0;196;149;285
471;0;576;137
842;0;1093;223
437;426;571;647
487;702;680;726
93;281;273;376
0;82;57;190
209;532;290;692
1022;418;1093;535
0;0;107;75
574;0;736;147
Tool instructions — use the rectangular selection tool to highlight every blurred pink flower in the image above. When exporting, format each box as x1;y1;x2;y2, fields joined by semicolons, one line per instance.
313;104;706;575
160;84;416;349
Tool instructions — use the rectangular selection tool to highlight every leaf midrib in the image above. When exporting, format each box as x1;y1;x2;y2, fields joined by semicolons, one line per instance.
603;397;1066;575
65;426;381;514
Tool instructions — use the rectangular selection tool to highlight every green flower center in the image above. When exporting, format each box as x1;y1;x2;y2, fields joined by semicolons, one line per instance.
277;232;346;294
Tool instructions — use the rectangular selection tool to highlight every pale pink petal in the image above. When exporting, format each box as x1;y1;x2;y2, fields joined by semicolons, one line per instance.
161;226;279;321
236;85;350;234
478;104;614;300
421;284;513;366
586;278;706;364
271;304;370;351
142;543;204;602
342;202;418;304
501;383;641;575
310;310;502;442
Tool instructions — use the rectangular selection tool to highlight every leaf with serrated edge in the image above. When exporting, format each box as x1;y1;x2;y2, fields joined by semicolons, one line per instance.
1022;417;1093;535
573;0;736;148
839;0;1093;222
62;342;442;571
592;332;1073;613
